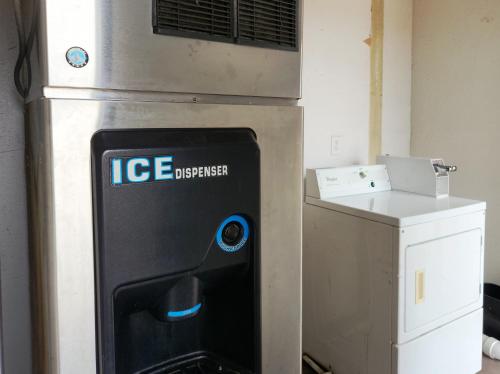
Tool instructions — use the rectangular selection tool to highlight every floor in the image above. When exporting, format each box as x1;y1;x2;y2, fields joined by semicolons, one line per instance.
480;357;500;374
302;362;317;373
303;357;500;373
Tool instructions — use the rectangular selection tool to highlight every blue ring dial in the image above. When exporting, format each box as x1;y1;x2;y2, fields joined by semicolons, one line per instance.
216;215;250;253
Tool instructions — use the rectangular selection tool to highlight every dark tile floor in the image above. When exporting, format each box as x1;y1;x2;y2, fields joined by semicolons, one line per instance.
302;362;316;374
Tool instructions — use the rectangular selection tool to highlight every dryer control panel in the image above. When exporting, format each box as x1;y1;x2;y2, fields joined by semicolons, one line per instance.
305;165;392;200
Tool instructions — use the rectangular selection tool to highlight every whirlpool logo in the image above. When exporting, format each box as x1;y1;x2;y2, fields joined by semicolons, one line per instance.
111;156;229;185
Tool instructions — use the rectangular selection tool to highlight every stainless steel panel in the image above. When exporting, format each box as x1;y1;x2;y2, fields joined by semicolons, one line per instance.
40;87;300;106
36;0;302;98
27;99;303;374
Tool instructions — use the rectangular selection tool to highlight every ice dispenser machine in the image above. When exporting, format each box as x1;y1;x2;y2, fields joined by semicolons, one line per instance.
24;0;303;371
92;129;260;374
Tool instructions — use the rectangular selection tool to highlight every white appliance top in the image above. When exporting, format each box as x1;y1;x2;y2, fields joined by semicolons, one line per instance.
305;165;485;227
306;190;485;227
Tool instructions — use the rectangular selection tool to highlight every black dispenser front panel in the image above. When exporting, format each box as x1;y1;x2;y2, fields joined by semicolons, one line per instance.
91;129;261;374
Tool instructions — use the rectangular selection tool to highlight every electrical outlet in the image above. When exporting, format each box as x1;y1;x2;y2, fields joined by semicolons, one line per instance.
330;136;342;156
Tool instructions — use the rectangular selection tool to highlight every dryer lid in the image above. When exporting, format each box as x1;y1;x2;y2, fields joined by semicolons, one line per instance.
306;190;485;227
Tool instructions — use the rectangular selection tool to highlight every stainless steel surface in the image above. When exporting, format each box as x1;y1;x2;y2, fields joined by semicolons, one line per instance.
29;1;304;372
41;87;300;106
34;0;302;99
27;99;303;374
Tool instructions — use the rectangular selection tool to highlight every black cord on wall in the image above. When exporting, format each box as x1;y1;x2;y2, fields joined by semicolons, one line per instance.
13;0;39;99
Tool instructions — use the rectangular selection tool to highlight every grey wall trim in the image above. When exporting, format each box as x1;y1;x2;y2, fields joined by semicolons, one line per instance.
0;0;33;372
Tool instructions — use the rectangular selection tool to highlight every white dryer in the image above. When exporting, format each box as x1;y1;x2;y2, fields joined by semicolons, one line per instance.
303;160;486;374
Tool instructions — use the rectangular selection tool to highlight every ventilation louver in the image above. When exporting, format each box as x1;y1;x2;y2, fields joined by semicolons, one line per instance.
153;0;299;50
238;0;298;50
154;0;234;42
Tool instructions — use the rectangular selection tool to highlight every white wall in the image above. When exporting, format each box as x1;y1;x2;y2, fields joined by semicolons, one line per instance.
302;0;371;169
302;0;413;170
412;0;500;284
382;0;413;157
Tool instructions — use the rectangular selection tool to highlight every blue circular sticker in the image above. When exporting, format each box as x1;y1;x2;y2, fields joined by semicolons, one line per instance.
66;47;89;68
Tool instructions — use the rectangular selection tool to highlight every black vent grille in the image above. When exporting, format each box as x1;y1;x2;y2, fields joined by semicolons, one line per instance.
153;0;299;50
238;0;298;49
154;0;234;41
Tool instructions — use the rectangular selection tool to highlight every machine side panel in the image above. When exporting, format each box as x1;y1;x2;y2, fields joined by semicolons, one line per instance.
303;204;393;374
26;99;59;374
391;227;401;358
27;99;303;374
